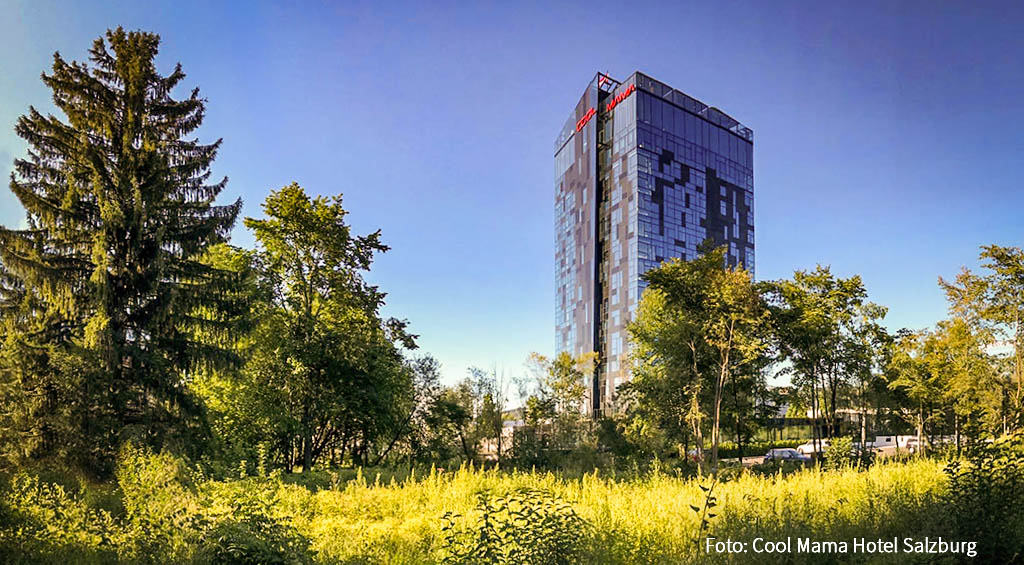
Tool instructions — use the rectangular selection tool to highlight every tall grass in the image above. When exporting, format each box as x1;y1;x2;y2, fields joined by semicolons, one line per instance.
267;460;948;563
0;455;964;563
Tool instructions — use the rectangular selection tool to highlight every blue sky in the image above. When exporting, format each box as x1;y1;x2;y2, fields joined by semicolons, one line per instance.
2;1;1022;387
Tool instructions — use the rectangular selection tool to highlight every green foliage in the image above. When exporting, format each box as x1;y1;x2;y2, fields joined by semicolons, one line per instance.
943;432;1024;562
628;242;769;467
0;444;317;564
195;483;312;565
766;266;889;446
511;352;598;468
115;444;202;561
198;183;418;472
0;473;118;563
0;28;241;473
415;384;475;464
886;317;1002;449
940;244;1024;427
441;488;588;564
821;437;874;471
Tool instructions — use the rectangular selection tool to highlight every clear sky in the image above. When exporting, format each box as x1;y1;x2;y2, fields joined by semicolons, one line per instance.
2;1;1022;387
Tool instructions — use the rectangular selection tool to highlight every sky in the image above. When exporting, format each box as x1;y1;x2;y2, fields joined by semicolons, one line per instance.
1;1;1022;388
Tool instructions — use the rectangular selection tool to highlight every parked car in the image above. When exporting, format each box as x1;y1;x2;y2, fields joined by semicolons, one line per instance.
763;448;812;464
795;439;829;456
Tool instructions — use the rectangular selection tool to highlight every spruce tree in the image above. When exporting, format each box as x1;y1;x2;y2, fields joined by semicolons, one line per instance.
0;28;241;470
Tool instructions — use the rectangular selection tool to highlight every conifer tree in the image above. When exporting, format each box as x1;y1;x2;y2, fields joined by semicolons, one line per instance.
0;28;241;470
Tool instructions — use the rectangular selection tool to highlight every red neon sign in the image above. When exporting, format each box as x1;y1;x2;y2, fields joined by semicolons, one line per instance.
575;106;596;132
605;83;636;113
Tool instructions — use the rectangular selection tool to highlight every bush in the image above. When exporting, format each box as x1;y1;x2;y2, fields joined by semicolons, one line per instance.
0;472;118;563
198;495;312;564
823;437;873;471
114;443;205;562
944;432;1024;562
441;488;589;564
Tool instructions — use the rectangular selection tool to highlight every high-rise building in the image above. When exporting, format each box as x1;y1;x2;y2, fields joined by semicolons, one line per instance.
554;71;754;415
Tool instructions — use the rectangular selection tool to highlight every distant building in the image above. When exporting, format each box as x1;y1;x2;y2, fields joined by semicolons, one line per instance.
555;72;754;415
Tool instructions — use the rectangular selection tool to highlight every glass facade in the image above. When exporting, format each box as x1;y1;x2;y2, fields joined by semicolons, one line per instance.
555;72;754;415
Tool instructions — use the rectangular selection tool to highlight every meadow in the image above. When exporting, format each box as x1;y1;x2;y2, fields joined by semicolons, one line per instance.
2;447;994;564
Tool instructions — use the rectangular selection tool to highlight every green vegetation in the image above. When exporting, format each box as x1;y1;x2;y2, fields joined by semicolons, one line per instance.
2;438;1023;563
1;26;1023;563
0;27;243;475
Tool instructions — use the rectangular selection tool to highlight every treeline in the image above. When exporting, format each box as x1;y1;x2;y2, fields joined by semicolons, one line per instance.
480;243;1022;473
601;241;1023;469
0;29;511;477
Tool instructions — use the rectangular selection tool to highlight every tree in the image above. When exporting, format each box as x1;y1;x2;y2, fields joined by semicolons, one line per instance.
516;351;597;459
467;367;515;460
371;355;442;466
887;330;947;454
766;267;876;449
843;302;891;447
416;384;473;464
930;318;1000;450
628;242;768;468
626;273;709;460
0;28;241;472
941;245;1024;423
525;352;592;416
242;183;415;471
186;244;276;467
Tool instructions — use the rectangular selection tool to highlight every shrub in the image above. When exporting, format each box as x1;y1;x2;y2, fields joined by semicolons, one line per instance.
943;432;1024;562
823;437;873;471
0;472;118;563
114;443;203;562
198;495;312;564
441;488;589;564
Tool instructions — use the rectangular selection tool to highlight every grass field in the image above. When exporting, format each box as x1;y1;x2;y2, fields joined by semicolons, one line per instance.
276;461;949;563
1;450;968;564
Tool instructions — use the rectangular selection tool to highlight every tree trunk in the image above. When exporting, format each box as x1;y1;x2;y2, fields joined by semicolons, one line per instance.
733;373;742;462
860;408;867;448
688;341;705;469
810;371;821;459
916;404;924;457
829;373;839;438
711;364;728;468
1015;308;1022;411
302;425;313;473
458;429;471;461
694;418;705;473
954;412;961;456
820;372;833;439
